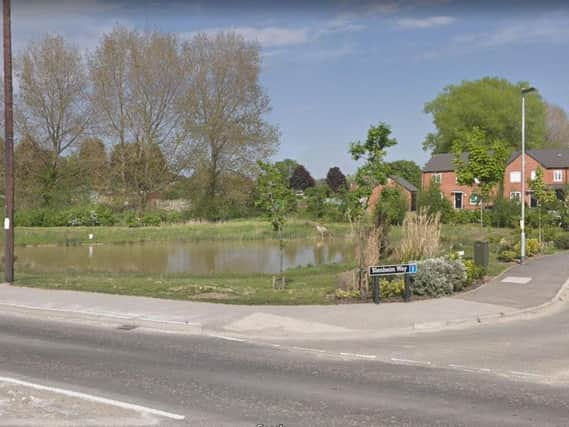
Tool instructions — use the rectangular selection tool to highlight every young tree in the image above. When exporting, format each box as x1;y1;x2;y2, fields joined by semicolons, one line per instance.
17;34;91;206
453;127;508;227
424;77;546;153
387;160;422;189
529;167;555;247
255;161;295;288
183;32;279;219
289;165;315;191
416;181;453;223
349;122;397;294
326;166;347;192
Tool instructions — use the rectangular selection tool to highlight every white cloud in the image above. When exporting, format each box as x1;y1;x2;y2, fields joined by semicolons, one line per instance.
185;26;309;48
397;16;456;29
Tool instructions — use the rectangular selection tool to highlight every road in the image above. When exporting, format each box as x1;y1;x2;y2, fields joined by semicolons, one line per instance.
0;305;568;426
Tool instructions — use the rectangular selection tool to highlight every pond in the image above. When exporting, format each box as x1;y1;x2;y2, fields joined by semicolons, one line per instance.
14;239;354;275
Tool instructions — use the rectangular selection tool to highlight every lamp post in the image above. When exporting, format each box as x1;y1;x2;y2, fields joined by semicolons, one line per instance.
520;86;536;264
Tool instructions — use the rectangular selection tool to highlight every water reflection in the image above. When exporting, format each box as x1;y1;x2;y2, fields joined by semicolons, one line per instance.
14;239;353;275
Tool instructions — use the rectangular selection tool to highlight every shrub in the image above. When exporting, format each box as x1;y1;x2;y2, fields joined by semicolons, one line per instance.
513;238;540;257
463;259;486;287
554;234;569;249
375;187;408;226
498;249;517;262
394;209;441;262
380;278;405;299
452;209;480;225
141;213;161;226
411;257;466;297
489;197;519;228
416;182;454;223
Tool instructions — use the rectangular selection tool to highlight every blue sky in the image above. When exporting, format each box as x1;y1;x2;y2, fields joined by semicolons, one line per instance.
9;0;569;178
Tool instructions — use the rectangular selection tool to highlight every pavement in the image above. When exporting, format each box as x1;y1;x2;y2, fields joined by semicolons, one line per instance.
0;251;568;341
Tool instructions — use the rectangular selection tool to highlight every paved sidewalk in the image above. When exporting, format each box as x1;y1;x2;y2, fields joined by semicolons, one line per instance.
0;252;567;341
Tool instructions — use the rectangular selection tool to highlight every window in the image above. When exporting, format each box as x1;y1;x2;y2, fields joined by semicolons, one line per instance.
510;171;521;183
554;170;563;182
530;170;536;181
510;192;521;202
432;173;442;184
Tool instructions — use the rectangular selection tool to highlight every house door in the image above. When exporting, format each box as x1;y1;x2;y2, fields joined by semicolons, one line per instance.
454;192;463;209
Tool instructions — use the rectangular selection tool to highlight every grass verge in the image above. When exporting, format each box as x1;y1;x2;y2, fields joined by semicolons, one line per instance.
8;219;352;246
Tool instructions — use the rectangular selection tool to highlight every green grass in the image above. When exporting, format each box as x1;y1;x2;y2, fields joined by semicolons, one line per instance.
8;219;353;246
15;263;350;305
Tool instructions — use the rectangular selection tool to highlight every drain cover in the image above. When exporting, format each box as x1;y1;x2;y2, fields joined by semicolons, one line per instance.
117;324;139;331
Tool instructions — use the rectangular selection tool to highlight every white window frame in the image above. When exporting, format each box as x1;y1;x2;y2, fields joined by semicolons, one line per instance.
510;191;521;202
432;173;442;184
453;192;464;209
530;170;537;181
553;170;563;182
510;171;521;183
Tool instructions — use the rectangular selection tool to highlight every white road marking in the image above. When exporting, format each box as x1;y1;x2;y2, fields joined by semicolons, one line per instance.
510;370;542;378
340;352;377;359
391;357;431;365
448;363;481;372
208;334;246;343
501;276;532;284
0;376;185;421
291;346;326;353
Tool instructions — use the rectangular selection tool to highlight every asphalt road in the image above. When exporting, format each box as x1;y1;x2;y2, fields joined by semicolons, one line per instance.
0;309;568;426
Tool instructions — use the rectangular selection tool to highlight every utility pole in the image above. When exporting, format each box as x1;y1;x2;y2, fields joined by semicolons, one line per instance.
3;0;14;283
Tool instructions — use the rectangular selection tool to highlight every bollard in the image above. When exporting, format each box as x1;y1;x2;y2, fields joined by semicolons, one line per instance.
404;274;411;302
372;276;380;304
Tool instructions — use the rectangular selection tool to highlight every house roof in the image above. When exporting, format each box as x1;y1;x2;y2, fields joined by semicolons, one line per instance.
390;175;418;192
423;153;468;172
508;149;569;169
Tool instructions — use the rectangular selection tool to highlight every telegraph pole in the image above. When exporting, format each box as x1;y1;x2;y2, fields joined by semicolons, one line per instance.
3;0;14;283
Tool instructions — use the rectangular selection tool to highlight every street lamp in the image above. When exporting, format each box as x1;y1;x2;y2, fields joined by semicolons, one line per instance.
520;86;536;264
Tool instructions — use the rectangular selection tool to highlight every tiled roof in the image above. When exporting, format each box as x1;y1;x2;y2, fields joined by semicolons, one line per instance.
423;153;468;172
390;175;418;192
508;149;569;169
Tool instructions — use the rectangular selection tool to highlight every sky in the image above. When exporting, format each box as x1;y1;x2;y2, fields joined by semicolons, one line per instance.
6;0;569;178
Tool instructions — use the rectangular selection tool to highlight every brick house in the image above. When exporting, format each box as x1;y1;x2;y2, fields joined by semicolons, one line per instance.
368;175;418;213
504;149;569;206
422;153;482;210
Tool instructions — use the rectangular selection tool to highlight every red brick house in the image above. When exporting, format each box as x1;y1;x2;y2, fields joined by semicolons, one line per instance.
504;149;569;206
368;175;418;213
422;153;482;210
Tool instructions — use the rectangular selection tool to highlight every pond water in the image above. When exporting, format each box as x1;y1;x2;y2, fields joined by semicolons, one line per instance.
14;239;353;275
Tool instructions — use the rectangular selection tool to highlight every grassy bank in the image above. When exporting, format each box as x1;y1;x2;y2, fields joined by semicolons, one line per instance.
16;263;350;305
8;219;353;246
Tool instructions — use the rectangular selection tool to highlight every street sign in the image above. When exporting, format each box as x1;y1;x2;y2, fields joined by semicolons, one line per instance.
369;263;418;277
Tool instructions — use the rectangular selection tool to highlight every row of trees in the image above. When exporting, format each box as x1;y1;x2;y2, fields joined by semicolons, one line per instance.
5;27;279;218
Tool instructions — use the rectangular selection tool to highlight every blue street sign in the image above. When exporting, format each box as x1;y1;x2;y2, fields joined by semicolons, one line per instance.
369;263;418;276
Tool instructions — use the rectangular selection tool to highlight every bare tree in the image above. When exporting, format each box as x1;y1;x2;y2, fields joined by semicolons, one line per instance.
545;102;569;148
16;34;90;204
89;26;192;208
182;32;279;218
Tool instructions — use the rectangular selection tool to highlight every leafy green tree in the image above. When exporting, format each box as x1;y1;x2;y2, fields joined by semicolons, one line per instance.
424;77;546;153
255;161;296;286
274;159;300;185
417;181;453;223
375;187;407;226
387;160;422;189
304;185;329;220
529;167;556;246
326;166;347;192
453;127;508;227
